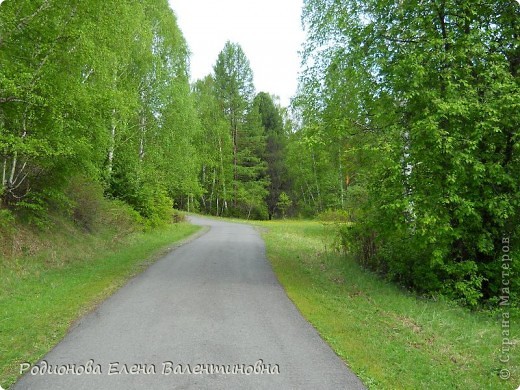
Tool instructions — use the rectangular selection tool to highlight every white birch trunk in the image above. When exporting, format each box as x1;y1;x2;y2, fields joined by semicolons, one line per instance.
338;146;345;209
139;114;146;161
107;109;116;175
2;156;7;188
217;135;227;210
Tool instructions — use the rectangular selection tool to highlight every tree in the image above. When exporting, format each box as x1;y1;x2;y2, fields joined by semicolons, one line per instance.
0;0;111;212
277;192;292;219
0;0;201;226
193;75;234;215
213;41;268;218
253;92;290;219
297;0;520;305
98;0;200;224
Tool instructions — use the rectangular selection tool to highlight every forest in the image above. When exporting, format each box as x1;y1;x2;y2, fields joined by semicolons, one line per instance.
1;0;519;307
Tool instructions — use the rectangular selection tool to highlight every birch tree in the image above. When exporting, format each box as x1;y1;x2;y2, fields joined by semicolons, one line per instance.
297;0;520;304
0;0;201;226
193;75;233;215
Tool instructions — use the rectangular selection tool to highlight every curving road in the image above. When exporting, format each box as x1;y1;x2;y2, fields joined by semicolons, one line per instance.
14;216;365;389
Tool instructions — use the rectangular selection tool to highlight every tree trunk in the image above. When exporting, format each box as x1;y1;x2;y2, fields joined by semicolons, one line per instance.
232;120;238;208
139;114;146;161
218;134;227;211
107;109;116;176
338;146;344;209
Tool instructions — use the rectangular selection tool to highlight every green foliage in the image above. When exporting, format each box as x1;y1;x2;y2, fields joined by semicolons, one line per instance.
317;209;350;223
0;0;199;226
253;93;290;218
107;164;173;228
66;176;106;232
297;0;520;306
213;41;255;117
285;128;345;215
193;75;234;216
0;209;14;228
206;42;271;219
0;0;295;225
441;261;484;307
0;0;104;210
277;192;292;219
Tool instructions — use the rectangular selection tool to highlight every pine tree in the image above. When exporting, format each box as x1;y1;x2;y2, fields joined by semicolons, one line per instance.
253;92;289;219
213;41;268;218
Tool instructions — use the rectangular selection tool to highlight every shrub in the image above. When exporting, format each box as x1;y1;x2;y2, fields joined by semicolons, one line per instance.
317;209;350;223
277;192;292;219
172;209;185;223
100;199;142;241
65;175;105;232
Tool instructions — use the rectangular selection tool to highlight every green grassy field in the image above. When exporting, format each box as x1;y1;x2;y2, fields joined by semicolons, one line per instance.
254;219;519;389
0;221;200;389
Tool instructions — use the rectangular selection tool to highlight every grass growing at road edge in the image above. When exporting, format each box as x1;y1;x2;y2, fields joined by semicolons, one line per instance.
0;221;200;389
255;219;518;389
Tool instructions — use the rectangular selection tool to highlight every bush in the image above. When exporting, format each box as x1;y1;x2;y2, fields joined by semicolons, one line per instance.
66;176;105;232
137;187;174;229
172;209;185;223
337;217;520;308
0;208;15;229
99;199;142;241
440;261;484;307
65;175;142;238
277;192;292;219
317;209;350;223
107;168;174;228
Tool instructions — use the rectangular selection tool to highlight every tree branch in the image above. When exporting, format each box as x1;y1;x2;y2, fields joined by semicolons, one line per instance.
0;96;27;104
15;0;51;33
381;34;422;44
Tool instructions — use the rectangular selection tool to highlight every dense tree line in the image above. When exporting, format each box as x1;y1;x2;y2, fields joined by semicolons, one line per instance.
294;0;520;305
2;0;517;306
0;1;292;225
193;41;291;219
0;0;200;226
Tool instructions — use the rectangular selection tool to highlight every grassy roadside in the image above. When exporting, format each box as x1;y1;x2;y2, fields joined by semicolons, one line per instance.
0;220;200;389
253;219;519;389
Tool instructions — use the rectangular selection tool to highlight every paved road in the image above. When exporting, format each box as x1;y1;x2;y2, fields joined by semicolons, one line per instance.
14;216;365;389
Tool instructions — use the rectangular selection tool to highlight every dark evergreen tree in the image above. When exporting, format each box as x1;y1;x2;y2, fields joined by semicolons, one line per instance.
253;93;289;219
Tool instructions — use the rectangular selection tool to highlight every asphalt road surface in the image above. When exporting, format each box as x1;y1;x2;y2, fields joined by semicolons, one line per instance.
14;216;365;390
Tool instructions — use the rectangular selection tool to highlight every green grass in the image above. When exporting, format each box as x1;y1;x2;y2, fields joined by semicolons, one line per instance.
253;219;519;389
0;221;200;389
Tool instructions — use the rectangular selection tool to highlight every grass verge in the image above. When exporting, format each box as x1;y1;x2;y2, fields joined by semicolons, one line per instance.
0;220;200;389
254;219;519;389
